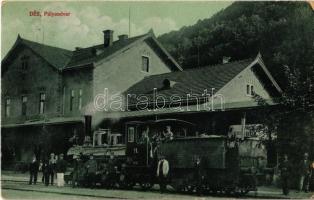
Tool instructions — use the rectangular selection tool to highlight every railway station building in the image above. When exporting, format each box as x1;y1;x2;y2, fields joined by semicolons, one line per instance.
1;28;282;169
1;29;182;167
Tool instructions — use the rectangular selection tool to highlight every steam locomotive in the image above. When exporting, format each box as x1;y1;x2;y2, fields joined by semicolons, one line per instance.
67;117;266;195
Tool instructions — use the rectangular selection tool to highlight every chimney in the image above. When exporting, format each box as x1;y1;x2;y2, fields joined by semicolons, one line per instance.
118;34;128;41
84;115;92;137
103;30;114;47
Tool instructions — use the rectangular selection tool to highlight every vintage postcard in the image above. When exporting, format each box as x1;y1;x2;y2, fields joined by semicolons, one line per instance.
1;1;314;199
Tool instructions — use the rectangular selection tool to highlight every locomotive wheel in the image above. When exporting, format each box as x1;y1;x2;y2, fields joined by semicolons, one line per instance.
140;181;153;190
202;186;212;195
182;184;194;194
125;181;135;189
119;180;135;189
240;188;249;195
224;188;233;195
234;187;249;196
118;174;135;189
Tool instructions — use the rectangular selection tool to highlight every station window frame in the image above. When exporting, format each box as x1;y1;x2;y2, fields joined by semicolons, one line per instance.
141;56;150;73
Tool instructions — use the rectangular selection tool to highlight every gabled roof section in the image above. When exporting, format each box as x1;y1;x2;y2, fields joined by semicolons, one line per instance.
64;33;148;69
125;54;282;105
126;58;254;101
64;29;182;71
254;53;282;94
2;35;73;71
2;30;181;72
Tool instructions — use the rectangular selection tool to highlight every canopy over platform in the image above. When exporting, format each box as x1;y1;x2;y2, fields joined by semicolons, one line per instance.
101;100;277;120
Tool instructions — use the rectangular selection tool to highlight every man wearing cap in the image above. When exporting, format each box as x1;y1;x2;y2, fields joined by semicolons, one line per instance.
157;155;169;193
48;153;57;185
72;155;84;188
298;152;311;192
194;157;203;196
279;154;291;195
29;154;39;185
56;154;67;187
85;154;97;188
107;152;117;188
163;126;174;141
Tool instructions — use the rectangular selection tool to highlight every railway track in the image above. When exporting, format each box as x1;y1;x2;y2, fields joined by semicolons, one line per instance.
2;179;132;199
1;179;293;199
2;186;128;199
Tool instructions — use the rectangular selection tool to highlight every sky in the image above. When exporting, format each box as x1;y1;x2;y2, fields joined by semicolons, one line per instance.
1;1;231;56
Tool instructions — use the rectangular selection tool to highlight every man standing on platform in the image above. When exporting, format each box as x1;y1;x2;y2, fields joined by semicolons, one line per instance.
29;155;39;185
279;154;290;195
107;152;117;188
298;152;311;193
157;155;169;193
48;153;57;185
56;154;67;187
85;154;97;188
194;157;203;196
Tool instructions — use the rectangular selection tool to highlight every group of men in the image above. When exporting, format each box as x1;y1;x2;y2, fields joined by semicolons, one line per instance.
29;153;67;187
71;152;117;188
279;152;314;195
141;126;174;144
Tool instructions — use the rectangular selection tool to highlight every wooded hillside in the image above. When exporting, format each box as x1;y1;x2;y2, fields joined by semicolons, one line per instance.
158;2;314;88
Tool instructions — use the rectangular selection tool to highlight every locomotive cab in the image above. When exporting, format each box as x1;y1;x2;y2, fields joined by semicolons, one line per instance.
123;119;197;189
125;121;150;166
125;119;197;167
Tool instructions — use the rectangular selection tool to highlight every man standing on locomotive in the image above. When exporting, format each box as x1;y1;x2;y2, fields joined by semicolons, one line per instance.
163;126;174;141
140;126;150;143
157;155;169;193
140;126;154;164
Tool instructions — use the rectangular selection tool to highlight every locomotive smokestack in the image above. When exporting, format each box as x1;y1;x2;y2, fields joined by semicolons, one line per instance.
84;115;92;136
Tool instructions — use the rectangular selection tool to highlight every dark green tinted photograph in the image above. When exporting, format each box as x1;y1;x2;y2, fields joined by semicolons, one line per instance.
1;1;314;199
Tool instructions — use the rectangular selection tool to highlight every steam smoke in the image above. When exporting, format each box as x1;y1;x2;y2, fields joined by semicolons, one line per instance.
82;90;124;129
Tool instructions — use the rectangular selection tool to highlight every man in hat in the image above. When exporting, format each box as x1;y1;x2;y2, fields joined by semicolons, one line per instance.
29;154;39;185
156;155;169;193
107;151;117;188
42;157;50;186
298;152;311;192
56;154;67;187
48;153;57;185
163;126;174;141
72;154;84;188
85;154;97;188
279;154;291;195
194;157;203;196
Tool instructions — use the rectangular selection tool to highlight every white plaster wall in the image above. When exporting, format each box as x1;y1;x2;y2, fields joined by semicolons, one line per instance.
93;41;172;101
217;66;272;104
